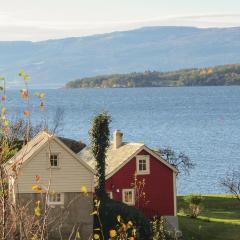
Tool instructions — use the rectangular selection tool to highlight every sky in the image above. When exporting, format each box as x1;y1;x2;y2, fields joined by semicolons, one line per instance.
0;0;240;41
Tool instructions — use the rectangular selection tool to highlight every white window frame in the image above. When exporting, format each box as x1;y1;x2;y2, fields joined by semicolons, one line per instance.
136;155;150;175
107;192;113;199
47;193;64;205
122;189;135;205
49;153;60;168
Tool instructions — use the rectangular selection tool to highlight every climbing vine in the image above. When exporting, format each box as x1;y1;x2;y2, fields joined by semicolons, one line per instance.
89;111;111;195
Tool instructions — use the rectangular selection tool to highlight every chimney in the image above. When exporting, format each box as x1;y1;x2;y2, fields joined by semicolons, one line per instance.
113;130;123;149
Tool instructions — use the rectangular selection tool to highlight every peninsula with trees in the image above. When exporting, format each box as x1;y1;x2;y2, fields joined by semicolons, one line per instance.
65;64;240;88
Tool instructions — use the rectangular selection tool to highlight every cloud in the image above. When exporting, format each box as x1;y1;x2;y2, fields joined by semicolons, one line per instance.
0;13;240;41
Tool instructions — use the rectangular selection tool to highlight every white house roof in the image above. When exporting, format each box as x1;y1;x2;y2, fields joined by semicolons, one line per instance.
79;142;144;175
5;131;94;174
6;131;51;169
78;141;177;179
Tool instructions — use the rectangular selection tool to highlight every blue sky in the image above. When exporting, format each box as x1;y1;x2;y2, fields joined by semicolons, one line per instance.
1;0;240;41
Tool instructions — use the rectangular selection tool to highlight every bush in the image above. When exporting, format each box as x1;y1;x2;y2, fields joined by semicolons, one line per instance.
94;195;151;239
151;216;166;240
184;194;204;218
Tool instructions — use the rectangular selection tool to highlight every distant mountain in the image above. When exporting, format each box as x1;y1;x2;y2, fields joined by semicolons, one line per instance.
1;26;240;88
65;64;240;88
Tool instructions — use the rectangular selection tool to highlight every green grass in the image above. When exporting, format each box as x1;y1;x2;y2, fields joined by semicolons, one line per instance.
177;195;240;240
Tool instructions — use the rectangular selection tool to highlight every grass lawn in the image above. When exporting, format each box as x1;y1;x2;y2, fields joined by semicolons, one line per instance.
177;195;240;240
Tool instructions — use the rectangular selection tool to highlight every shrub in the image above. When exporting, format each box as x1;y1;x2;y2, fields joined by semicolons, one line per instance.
150;216;179;240
151;216;166;240
94;195;151;239
184;194;204;218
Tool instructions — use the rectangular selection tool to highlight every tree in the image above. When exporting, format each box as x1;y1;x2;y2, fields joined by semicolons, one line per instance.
220;168;240;202
158;147;195;175
184;194;204;218
0;107;65;161
89;112;111;195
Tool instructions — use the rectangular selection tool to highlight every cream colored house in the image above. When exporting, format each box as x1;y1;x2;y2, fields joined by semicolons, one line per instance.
5;131;94;240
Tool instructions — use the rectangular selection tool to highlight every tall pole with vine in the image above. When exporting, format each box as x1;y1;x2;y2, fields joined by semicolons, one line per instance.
89;112;111;239
89;111;111;196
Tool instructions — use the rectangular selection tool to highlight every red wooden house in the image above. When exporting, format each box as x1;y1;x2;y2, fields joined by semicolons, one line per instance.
80;130;177;219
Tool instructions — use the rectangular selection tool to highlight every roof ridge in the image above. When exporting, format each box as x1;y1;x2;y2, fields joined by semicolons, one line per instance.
109;141;144;146
6;130;52;166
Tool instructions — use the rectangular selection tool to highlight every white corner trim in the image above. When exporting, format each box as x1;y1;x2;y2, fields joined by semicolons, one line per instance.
107;191;113;199
136;155;150;175
122;189;135;206
173;172;177;216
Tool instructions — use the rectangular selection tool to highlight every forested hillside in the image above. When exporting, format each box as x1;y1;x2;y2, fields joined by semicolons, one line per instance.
1;26;240;88
66;64;240;88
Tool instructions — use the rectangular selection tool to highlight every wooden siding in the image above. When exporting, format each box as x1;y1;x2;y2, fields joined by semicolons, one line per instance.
16;139;93;193
19;192;93;240
105;149;175;217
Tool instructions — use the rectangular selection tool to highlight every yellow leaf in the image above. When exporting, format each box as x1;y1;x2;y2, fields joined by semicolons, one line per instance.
127;221;133;227
90;211;98;216
80;186;87;193
32;185;43;193
34;200;41;216
39;93;45;99
32;185;38;191
34;206;41;216
1;107;6;114
117;215;121;223
93;234;100;239
19;70;25;77
109;229;117;238
3;120;9;127
23;75;30;81
31;235;38;240
95;200;100;207
76;231;80;239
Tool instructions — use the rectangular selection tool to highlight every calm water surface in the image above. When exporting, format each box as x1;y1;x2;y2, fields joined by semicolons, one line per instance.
6;86;240;194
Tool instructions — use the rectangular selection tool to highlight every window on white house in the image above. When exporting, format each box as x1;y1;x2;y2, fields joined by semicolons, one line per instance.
122;189;135;205
48;193;64;205
136;155;150;175
107;192;113;199
50;154;59;168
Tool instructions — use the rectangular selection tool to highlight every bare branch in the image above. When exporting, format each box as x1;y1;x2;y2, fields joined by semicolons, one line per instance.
220;168;240;202
157;147;195;175
50;107;65;134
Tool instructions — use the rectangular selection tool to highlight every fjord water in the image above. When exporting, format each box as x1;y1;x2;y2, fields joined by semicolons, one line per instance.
7;86;240;194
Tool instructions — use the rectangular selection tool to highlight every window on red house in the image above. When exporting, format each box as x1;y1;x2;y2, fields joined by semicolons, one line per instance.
122;189;135;205
136;155;150;175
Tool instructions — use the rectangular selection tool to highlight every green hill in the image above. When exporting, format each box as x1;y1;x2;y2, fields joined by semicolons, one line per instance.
178;195;240;240
65;64;240;88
